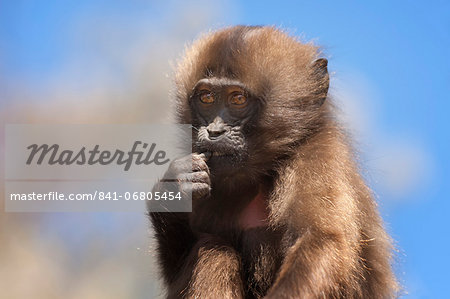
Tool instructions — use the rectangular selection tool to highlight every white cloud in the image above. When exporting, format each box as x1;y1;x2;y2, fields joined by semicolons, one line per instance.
332;69;434;201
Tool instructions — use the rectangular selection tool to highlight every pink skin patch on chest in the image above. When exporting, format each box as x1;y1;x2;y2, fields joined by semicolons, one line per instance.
239;190;269;229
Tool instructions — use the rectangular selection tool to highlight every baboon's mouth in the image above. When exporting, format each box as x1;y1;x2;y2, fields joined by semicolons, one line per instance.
211;152;231;157
202;149;234;158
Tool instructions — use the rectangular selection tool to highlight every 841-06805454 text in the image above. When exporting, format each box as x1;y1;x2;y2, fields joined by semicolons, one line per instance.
9;191;183;201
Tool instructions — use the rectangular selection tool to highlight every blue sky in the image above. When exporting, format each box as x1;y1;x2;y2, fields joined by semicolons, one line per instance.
1;1;449;298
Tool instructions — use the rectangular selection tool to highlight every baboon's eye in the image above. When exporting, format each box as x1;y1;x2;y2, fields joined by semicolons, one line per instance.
199;92;214;104
229;93;247;107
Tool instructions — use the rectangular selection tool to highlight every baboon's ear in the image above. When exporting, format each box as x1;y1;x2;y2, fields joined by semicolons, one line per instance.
312;58;329;105
313;58;328;76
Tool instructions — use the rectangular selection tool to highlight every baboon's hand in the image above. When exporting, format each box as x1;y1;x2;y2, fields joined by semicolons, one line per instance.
155;153;211;201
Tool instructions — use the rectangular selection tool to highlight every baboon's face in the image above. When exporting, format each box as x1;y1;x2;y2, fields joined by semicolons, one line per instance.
190;77;262;175
179;26;329;179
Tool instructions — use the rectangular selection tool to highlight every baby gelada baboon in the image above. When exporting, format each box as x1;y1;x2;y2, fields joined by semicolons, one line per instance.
150;26;398;299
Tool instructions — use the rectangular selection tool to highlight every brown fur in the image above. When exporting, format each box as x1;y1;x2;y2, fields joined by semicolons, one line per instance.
150;25;399;298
